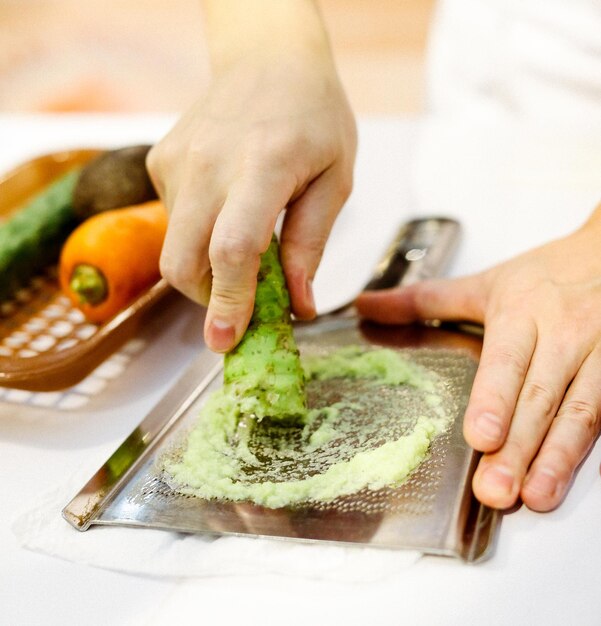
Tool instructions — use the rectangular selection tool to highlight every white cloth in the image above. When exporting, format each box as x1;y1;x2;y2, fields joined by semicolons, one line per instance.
12;471;420;581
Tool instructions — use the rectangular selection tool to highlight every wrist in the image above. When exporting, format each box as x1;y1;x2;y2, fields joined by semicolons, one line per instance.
202;0;335;76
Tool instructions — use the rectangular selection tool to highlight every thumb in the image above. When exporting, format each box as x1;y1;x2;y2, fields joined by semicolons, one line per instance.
355;275;486;325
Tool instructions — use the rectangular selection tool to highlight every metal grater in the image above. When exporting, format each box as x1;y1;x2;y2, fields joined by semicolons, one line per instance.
63;218;500;562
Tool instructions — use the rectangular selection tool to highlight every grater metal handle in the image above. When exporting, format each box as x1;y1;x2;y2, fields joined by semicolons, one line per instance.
62;354;223;530
363;217;461;291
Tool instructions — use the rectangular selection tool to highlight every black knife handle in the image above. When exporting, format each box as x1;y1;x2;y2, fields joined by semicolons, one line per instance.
363;217;461;291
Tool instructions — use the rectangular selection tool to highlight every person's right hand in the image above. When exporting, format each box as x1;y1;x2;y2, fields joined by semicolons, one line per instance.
147;45;356;353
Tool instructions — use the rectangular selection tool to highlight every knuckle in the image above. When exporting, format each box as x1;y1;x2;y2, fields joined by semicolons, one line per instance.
411;283;435;317
520;380;558;417
537;446;576;483
146;141;172;178
145;146;158;176
249;128;308;170
484;343;530;375
211;284;247;307
557;399;600;439
160;251;203;294
145;144;161;176
186;143;216;177
158;251;178;284
496;438;531;474
270;129;307;156
337;169;354;202
209;281;254;317
209;234;260;271
407;283;426;313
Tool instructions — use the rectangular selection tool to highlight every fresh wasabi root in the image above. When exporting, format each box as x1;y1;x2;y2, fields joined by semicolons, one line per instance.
223;235;307;422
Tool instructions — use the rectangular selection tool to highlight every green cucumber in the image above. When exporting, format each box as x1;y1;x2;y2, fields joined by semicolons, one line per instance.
0;169;80;301
223;235;307;422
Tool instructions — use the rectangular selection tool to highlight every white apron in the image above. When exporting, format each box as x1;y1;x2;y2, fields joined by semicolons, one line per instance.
426;0;601;128
414;0;601;272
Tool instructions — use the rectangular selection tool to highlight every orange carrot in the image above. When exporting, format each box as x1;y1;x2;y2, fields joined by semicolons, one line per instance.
59;200;167;323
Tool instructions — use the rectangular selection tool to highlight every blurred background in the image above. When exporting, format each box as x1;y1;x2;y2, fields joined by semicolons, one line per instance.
0;0;435;115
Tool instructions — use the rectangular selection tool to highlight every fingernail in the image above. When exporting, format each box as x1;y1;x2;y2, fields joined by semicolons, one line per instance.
474;412;504;441
304;278;315;314
525;468;559;498
206;318;235;352
481;465;514;497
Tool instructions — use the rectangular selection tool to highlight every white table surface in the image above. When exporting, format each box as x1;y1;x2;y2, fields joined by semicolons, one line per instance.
1;114;600;626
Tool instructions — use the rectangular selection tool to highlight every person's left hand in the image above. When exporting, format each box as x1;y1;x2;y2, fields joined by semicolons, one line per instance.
356;207;601;511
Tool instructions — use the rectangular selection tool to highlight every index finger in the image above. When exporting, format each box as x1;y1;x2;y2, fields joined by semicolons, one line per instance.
205;174;296;352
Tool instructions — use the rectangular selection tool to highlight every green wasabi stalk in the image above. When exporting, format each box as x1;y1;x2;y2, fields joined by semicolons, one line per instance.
223;235;306;422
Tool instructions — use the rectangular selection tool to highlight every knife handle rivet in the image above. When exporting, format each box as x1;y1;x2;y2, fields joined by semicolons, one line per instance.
405;248;427;262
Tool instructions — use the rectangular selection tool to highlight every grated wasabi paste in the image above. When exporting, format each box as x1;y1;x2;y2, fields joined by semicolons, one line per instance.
163;346;449;509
